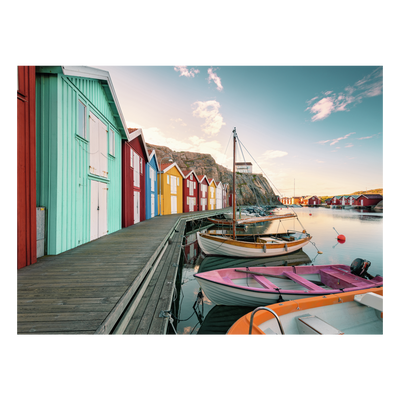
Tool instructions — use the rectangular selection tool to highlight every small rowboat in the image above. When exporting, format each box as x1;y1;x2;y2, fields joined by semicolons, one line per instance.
194;260;383;307
227;287;383;334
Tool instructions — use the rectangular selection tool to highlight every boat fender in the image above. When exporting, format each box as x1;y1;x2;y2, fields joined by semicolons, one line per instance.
350;258;371;278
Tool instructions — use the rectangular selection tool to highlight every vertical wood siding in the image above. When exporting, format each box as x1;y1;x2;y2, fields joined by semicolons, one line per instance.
17;66;37;269
36;72;123;255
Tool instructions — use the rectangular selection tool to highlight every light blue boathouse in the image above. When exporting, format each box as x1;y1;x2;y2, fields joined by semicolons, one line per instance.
145;150;159;219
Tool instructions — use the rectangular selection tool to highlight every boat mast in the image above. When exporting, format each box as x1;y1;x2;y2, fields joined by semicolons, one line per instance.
232;127;237;240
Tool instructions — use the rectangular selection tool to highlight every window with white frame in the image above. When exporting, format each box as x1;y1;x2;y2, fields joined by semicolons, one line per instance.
150;167;155;192
171;176;177;194
134;151;140;187
109;129;115;156
130;149;134;168
78;100;86;139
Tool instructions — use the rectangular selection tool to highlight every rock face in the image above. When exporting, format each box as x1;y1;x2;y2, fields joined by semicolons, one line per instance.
147;143;280;206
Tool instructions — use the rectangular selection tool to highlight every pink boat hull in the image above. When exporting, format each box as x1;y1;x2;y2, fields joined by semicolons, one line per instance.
194;264;383;306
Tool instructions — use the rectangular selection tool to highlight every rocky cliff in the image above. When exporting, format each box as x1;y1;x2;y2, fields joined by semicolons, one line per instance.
147;143;280;206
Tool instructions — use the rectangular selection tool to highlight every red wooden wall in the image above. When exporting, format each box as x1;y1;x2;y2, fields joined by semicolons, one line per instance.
182;172;199;213
122;139;146;228
17;66;37;269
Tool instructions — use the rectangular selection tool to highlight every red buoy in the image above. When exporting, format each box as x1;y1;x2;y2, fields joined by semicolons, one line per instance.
337;234;346;243
309;213;312;216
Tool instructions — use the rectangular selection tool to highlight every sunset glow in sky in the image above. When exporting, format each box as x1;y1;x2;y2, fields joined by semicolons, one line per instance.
98;65;383;197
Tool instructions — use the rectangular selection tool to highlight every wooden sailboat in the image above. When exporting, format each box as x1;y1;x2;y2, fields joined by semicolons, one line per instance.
207;212;295;226
197;127;312;258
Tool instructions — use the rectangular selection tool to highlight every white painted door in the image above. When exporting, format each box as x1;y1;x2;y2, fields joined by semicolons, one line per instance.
99;182;108;237
90;180;108;240
189;197;195;212
99;120;108;178
89;113;108;178
151;194;155;218
171;195;177;214
89;116;99;176
90;181;99;241
134;191;140;224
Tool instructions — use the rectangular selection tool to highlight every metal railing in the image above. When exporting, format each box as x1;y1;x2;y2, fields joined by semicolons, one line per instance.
249;306;285;335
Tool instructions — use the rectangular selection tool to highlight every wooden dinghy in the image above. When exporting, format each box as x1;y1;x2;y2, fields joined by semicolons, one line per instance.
227;287;383;335
194;260;383;306
197;230;312;258
207;213;294;226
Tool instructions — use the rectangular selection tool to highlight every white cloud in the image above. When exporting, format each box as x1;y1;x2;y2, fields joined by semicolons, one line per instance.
170;118;187;127
309;97;335;121
174;66;200;78
192;100;226;136
207;67;223;91
263;150;288;159
126;121;229;166
317;132;356;146
306;67;382;121
357;135;375;140
330;132;355;146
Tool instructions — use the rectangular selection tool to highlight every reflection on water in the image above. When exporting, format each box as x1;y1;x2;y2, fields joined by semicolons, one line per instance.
173;206;383;334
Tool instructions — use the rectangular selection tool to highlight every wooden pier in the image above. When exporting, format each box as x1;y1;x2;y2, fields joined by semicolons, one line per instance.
17;209;230;334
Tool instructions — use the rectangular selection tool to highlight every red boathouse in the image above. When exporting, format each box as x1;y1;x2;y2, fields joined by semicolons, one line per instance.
122;128;149;227
182;170;199;213
301;196;321;206
355;194;383;207
17;66;37;269
197;175;209;211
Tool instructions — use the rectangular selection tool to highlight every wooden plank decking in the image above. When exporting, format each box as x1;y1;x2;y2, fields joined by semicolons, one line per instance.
17;209;229;334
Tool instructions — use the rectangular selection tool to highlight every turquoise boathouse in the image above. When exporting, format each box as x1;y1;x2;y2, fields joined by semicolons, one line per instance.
35;66;128;255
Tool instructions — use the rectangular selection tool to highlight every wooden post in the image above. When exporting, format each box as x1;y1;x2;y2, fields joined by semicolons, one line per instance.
232;127;237;240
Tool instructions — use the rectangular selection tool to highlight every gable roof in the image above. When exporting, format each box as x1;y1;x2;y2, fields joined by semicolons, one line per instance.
126;128;150;163
181;169;200;182
60;66;128;140
207;178;216;186
160;162;185;177
147;149;160;171
197;175;209;184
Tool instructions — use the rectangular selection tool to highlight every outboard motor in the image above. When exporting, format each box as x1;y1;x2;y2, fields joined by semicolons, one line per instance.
350;258;372;279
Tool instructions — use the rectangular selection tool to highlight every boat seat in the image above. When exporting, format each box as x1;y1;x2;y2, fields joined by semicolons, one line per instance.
321;268;370;287
282;271;324;292
258;238;285;244
296;314;344;335
253;275;280;290
354;292;383;312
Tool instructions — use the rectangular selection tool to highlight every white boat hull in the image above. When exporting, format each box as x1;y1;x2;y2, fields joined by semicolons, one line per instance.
196;231;311;258
195;276;321;306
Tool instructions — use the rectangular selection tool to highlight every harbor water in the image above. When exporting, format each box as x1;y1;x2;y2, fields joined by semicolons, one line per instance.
173;206;383;334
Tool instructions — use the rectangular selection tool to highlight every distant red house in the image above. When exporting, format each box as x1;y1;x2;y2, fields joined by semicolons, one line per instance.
325;198;333;205
338;196;351;206
354;194;383;207
301;196;321;206
331;196;342;206
182;170;199;213
122;128;149;227
197;175;209;211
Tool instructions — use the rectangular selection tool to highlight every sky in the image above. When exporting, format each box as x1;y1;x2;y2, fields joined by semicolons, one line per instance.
97;65;383;197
